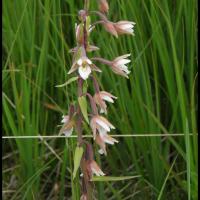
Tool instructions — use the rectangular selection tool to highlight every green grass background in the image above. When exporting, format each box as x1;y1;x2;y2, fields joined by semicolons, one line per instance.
2;0;198;199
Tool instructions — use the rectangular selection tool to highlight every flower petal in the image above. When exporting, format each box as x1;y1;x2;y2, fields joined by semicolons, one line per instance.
101;95;114;103
116;58;131;66
63;127;73;137
77;58;83;66
117;20;136;24
86;58;92;65
91;64;102;72
90;161;105;176
98;149;105;155
61;115;69;123
124;28;134;34
119;24;134;29
100;91;117;99
96;118;111;132
90;118;97;139
97;126;108;135
100;108;106;114
99;132;119;145
114;54;131;62
68;62;78;74
78;65;91;80
98;116;115;129
103;22;118;38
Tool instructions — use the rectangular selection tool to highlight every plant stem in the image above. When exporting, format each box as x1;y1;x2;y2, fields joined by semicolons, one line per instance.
77;78;83;145
92;76;100;93
84;0;90;11
78;1;94;199
86;93;98;115
92;57;112;65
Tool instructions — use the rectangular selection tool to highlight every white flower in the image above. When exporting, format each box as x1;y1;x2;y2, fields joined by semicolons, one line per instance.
111;54;131;78
95;131;118;155
60;115;74;137
89;160;105;176
68;56;101;80
61;115;69;123
94;91;117;114
77;57;92;80
102;20;135;37
98;149;105;155
114;21;136;35
99;130;118;145
90;115;115;139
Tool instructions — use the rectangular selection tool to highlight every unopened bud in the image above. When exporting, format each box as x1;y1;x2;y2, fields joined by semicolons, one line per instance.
98;0;109;14
78;10;87;21
103;21;118;38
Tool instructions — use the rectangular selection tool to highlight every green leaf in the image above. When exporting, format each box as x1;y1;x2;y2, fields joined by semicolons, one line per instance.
78;96;89;123
91;175;141;182
73;45;83;64
55;76;78;87
83;80;88;94
157;155;178;200
73;146;84;180
86;16;91;32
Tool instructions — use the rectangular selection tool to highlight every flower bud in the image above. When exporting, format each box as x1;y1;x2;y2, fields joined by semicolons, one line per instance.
114;21;136;35
98;0;109;14
102;21;118;38
78;10;87;21
75;23;84;45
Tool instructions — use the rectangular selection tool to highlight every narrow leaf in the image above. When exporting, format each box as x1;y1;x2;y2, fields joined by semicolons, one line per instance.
91;175;141;182
73;146;84;180
86;16;91;31
78;96;89;123
55;76;78;87
157;155;178;200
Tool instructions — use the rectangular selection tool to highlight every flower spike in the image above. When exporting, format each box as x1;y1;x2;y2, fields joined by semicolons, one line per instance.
58;0;135;198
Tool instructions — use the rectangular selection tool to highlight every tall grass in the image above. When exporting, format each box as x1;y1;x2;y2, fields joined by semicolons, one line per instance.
2;0;198;199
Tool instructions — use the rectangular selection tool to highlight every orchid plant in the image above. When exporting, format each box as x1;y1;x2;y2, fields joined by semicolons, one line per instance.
59;0;135;199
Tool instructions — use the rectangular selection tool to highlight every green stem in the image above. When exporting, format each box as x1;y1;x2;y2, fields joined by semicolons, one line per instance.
84;0;90;11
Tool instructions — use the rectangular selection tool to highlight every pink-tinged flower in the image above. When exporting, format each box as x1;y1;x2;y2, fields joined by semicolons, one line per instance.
114;21;136;35
77;58;92;80
94;11;135;37
88;160;105;176
98;0;109;14
110;54;131;78
95;126;118;155
99;131;118;145
102;21;118;38
102;20;135;37
60;115;74;136
90;115;115;139
68;56;101;80
94;91;117;114
95;134;107;155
